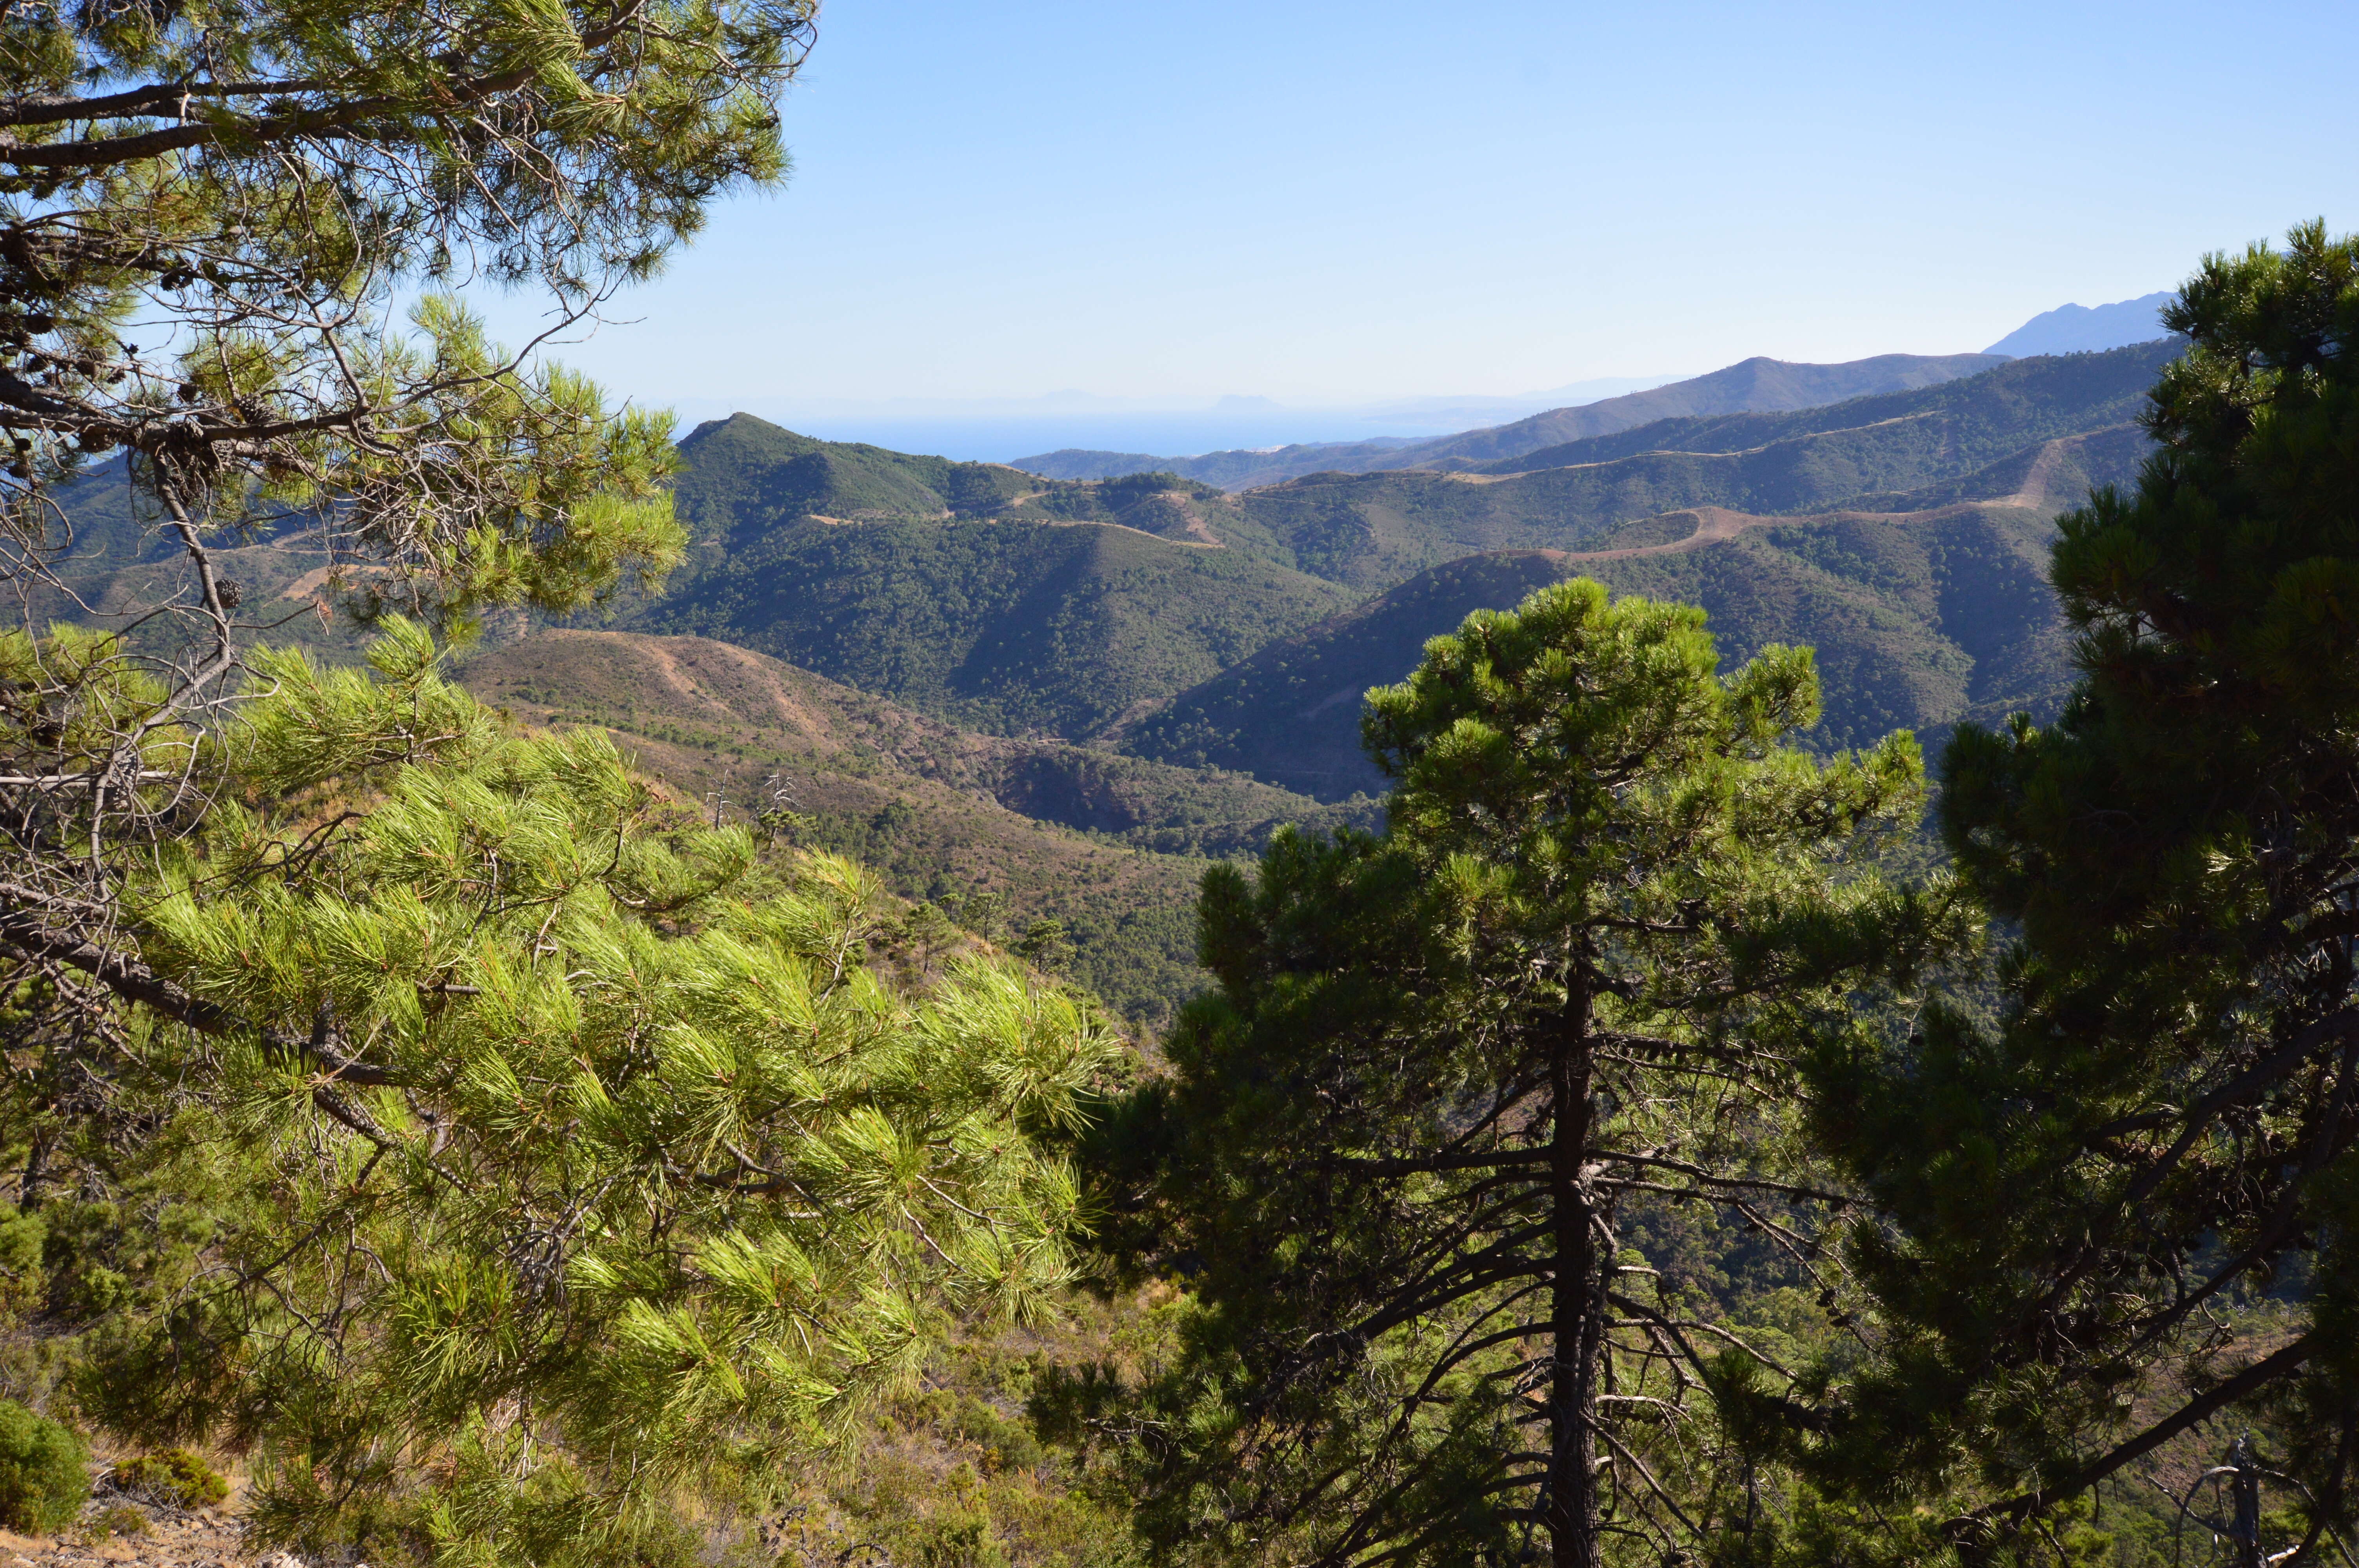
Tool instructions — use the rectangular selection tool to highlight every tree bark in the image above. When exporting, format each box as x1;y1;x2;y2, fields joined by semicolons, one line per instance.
1549;977;1602;1568
2229;1436;2261;1568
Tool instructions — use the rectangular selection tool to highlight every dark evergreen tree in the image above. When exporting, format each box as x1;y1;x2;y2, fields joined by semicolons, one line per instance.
1799;223;2359;1562
1083;581;1939;1568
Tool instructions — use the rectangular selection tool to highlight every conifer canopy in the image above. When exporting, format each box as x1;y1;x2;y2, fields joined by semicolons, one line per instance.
22;626;1122;1564
0;0;814;1029
1085;581;1942;1568
1800;222;2359;1561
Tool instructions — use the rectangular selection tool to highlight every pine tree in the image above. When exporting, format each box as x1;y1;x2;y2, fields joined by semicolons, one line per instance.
1083;581;1940;1568
6;622;1123;1564
0;9;1138;1554
1796;223;2359;1561
0;0;814;1017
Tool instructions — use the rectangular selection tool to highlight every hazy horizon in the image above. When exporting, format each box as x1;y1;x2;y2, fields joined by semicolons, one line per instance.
648;296;2159;463
658;373;1697;461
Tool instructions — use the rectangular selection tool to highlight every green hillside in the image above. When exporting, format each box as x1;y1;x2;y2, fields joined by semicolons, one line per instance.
456;631;1372;1024
1119;498;2072;799
620;413;1349;735
463;627;1370;852
1114;551;1585;797
673;411;1251;541
672;417;1021;526
1871;422;2152;511
1204;345;2166;589
634;515;1352;736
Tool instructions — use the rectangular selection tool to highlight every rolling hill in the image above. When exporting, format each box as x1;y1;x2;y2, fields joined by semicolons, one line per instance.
455;631;1374;1025
1117;494;2076;799
671;413;1043;528
634;515;1353;736
623;414;1354;735
1206;343;2168;590
672;411;1255;537
1010;351;2010;489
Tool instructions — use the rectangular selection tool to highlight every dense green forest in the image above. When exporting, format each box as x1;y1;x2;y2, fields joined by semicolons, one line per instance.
607;344;2164;755
640;513;1351;738
1124;498;2073;796
0;2;2352;1562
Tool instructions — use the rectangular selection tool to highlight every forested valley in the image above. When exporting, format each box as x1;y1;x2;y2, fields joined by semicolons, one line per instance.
0;5;2355;1568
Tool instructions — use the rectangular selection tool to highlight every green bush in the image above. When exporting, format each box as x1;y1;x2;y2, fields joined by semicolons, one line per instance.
915;1508;1008;1568
108;1448;229;1510
0;1399;88;1533
92;1503;149;1539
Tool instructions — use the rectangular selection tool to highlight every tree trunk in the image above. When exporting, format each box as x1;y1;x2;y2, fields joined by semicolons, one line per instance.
1548;981;1602;1568
2228;1436;2261;1568
16;1130;45;1212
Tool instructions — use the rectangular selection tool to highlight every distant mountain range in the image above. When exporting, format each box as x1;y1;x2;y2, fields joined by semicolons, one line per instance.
612;340;2169;748
1356;353;2010;466
1012;352;2010;489
32;332;2189;1022
1011;293;2183;490
1985;292;2173;356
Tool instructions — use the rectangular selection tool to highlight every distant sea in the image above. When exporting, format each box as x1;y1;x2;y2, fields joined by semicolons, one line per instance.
682;410;1430;463
659;377;1683;464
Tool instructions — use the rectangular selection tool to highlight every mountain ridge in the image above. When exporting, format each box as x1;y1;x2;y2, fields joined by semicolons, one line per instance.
457;630;1376;1024
630;415;1354;736
1985;292;2173;356
1117;493;2075;799
1011;351;2011;489
1207;341;2170;589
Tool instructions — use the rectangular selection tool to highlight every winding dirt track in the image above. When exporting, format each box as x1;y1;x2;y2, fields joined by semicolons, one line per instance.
1539;434;2091;565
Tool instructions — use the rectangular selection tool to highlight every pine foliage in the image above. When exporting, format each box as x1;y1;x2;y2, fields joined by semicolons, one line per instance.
0;1397;87;1534
22;624;1121;1565
1797;222;2359;1560
0;0;814;1120
1081;581;1950;1568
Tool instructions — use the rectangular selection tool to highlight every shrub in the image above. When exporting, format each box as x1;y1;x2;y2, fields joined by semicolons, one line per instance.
91;1503;149;1539
108;1449;229;1510
915;1508;1009;1568
0;1399;89;1533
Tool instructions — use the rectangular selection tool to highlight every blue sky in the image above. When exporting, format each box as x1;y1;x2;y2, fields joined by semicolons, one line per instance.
482;0;2358;443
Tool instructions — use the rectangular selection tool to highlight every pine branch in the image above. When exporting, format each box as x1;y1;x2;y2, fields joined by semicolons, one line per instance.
0;878;395;1086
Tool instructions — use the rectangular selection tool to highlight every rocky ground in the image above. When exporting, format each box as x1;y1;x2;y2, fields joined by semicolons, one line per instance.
0;1511;274;1568
0;1477;313;1568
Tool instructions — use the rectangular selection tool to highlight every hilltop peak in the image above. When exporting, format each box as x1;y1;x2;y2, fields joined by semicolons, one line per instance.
1985;292;2174;356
